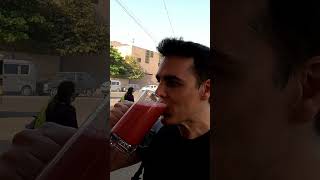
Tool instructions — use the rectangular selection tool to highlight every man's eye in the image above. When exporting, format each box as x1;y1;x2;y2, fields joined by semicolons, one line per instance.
166;81;181;87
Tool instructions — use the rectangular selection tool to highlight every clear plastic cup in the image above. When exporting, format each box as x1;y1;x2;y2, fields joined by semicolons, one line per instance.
110;90;167;154
36;98;109;180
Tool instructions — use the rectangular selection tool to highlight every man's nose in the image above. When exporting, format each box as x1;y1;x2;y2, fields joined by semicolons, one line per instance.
155;83;166;98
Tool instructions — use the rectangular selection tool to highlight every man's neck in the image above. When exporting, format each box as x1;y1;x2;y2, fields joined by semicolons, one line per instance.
178;104;210;139
262;122;320;180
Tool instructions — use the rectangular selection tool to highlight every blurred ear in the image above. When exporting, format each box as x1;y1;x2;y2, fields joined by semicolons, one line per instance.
199;79;211;101
291;57;320;123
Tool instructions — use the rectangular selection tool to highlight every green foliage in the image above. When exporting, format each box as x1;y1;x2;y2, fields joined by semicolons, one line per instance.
125;56;145;79
0;0;108;55
50;0;109;55
0;0;48;44
110;46;145;79
110;46;129;77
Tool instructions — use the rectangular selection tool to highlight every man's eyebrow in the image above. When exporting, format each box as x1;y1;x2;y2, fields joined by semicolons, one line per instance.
164;75;184;82
156;74;184;82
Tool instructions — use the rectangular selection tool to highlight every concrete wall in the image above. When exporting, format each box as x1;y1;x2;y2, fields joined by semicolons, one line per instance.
60;53;108;86
129;74;157;87
117;45;132;57
131;46;160;84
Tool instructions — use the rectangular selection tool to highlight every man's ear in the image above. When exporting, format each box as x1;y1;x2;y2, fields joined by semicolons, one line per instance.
199;79;211;101
293;57;320;123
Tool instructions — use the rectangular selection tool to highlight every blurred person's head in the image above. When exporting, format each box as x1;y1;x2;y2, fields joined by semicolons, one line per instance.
127;87;134;94
155;38;211;135
213;0;320;179
55;81;77;104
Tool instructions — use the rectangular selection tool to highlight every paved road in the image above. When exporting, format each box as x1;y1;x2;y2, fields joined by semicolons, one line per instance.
111;163;141;180
0;111;38;118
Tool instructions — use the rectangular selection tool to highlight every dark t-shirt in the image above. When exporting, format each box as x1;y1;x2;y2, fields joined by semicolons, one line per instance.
45;101;78;128
138;125;210;180
124;93;134;102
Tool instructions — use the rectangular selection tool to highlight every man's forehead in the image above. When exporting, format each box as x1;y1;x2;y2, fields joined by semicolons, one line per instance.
157;56;194;77
159;56;194;70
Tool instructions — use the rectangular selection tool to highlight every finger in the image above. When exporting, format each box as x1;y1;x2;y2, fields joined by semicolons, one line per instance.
38;122;77;146
12;130;61;164
110;108;125;120
0;162;23;180
0;146;45;180
113;103;131;114
110;113;121;128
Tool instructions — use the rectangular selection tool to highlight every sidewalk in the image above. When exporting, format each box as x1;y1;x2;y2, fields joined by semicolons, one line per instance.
111;163;141;180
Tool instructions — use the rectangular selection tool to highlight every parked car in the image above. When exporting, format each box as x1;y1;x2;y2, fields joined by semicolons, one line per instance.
140;85;158;93
0;59;37;96
110;80;122;92
41;72;97;96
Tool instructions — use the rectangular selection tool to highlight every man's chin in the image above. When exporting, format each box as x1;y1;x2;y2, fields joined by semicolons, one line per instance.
161;116;176;125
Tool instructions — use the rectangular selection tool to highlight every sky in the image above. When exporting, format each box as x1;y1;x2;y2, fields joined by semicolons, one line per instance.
110;0;210;51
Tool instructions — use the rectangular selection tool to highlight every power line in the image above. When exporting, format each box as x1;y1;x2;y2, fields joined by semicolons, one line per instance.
114;0;157;45
162;0;175;36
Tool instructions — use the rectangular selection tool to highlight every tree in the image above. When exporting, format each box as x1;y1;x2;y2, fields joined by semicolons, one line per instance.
110;46;130;77
0;0;50;56
49;0;109;55
0;0;109;55
125;56;145;80
110;46;144;79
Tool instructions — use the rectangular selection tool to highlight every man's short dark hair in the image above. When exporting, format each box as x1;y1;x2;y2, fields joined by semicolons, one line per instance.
157;38;211;86
262;0;320;87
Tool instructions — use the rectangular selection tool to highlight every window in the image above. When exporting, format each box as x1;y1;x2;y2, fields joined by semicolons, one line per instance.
4;64;18;74
145;50;150;63
111;81;119;85
20;65;29;74
137;58;141;62
150;51;154;58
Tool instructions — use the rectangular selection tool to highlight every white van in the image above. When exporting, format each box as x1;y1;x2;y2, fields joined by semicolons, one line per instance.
110;80;121;92
0;59;37;96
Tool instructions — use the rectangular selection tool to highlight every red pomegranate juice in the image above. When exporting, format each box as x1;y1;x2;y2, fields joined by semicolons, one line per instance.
111;102;166;149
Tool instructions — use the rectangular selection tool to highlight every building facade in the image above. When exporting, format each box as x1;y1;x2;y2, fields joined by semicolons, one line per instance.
111;41;161;87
